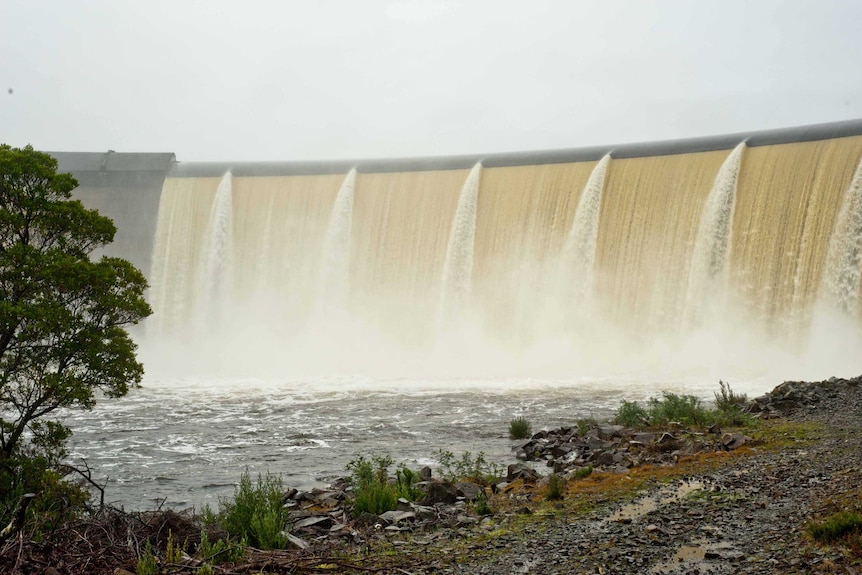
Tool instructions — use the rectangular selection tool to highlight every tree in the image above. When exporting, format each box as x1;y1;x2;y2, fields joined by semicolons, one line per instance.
0;144;151;467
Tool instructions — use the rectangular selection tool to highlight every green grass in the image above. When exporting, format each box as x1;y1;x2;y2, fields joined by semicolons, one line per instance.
509;417;532;439
570;466;593;479
808;512;862;542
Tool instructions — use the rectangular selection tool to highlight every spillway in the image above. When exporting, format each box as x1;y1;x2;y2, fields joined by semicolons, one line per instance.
51;119;862;382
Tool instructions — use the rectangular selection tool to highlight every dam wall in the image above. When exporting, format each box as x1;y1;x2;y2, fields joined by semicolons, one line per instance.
49;119;862;379
50;151;175;278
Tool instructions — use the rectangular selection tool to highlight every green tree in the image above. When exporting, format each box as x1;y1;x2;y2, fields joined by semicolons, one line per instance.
0;144;151;469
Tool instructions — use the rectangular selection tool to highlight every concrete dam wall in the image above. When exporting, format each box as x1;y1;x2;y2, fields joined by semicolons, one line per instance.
51;119;862;380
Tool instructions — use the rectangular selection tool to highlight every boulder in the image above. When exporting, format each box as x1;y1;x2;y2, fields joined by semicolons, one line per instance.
506;464;540;483
420;480;459;505
455;482;484;501
379;510;416;525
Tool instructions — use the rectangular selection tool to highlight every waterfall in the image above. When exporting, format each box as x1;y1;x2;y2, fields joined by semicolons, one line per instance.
683;142;745;327
558;154;611;314
318;168;356;314
437;163;482;329
197;171;233;330
822;158;862;316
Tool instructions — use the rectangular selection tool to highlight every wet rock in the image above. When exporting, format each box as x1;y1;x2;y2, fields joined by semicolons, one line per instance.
598;424;625;439
632;432;657;444
721;432;748;450
421;480;459;505
506;464;540;483
456;482;484;501
379;510;416;525
293;515;333;531
285;532;310;550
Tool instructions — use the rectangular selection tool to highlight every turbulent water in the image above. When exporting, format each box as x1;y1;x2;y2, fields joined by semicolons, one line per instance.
62;373;786;511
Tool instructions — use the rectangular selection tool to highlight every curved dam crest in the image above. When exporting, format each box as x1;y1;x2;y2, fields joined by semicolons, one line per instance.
51;119;862;383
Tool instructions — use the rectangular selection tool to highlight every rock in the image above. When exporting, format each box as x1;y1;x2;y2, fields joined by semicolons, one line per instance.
632;432;656;444
598;424;625;439
721;432;747;450
293;515;333;530
456;482;484;501
293;490;314;502
379;510;416;524
410;503;436;520
419;466;433;481
657;432;677;444
421;480;459;505
506;464;540;483
285;532;310;550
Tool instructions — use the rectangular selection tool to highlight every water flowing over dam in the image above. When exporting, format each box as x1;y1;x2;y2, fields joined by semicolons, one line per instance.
53;120;862;383
48;121;862;509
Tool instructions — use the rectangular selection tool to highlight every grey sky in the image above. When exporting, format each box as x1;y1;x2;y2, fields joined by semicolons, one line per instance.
2;0;861;162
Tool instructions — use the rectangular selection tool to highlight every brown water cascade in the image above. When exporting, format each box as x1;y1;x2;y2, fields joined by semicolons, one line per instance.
142;127;862;380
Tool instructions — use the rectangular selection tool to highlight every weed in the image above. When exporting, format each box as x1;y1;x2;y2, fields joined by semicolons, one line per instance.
136;541;158;575
648;392;709;425
576;418;598;436
713;381;747;412
218;468;288;549
509;417;532;439
434;450;503;484
347;455;400;515
395;466;424;501
570;466;593;479
546;473;565;500
165;530;184;564
475;491;492;515
198;530;244;564
614;401;649;426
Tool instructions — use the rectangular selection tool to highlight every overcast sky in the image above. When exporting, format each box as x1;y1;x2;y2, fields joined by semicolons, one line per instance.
2;0;861;162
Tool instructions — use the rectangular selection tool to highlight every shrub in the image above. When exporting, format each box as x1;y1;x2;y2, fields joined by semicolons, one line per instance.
475;491;492;516
808;512;862;542
570;466;593;479
395;466;424;501
136;541;159;575
0;457;90;540
198;530;244;565
648;392;709;426
546;473;565;501
218;469;288;549
614;400;649;427
713;380;748;412
712;381;753;426
576;417;598;436
509;417;532;439
347;455;398;516
433;450;503;484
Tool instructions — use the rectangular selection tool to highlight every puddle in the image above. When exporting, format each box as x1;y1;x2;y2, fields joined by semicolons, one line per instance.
650;543;708;574
609;479;708;522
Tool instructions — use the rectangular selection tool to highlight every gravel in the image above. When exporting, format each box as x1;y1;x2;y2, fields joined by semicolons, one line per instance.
402;378;862;575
